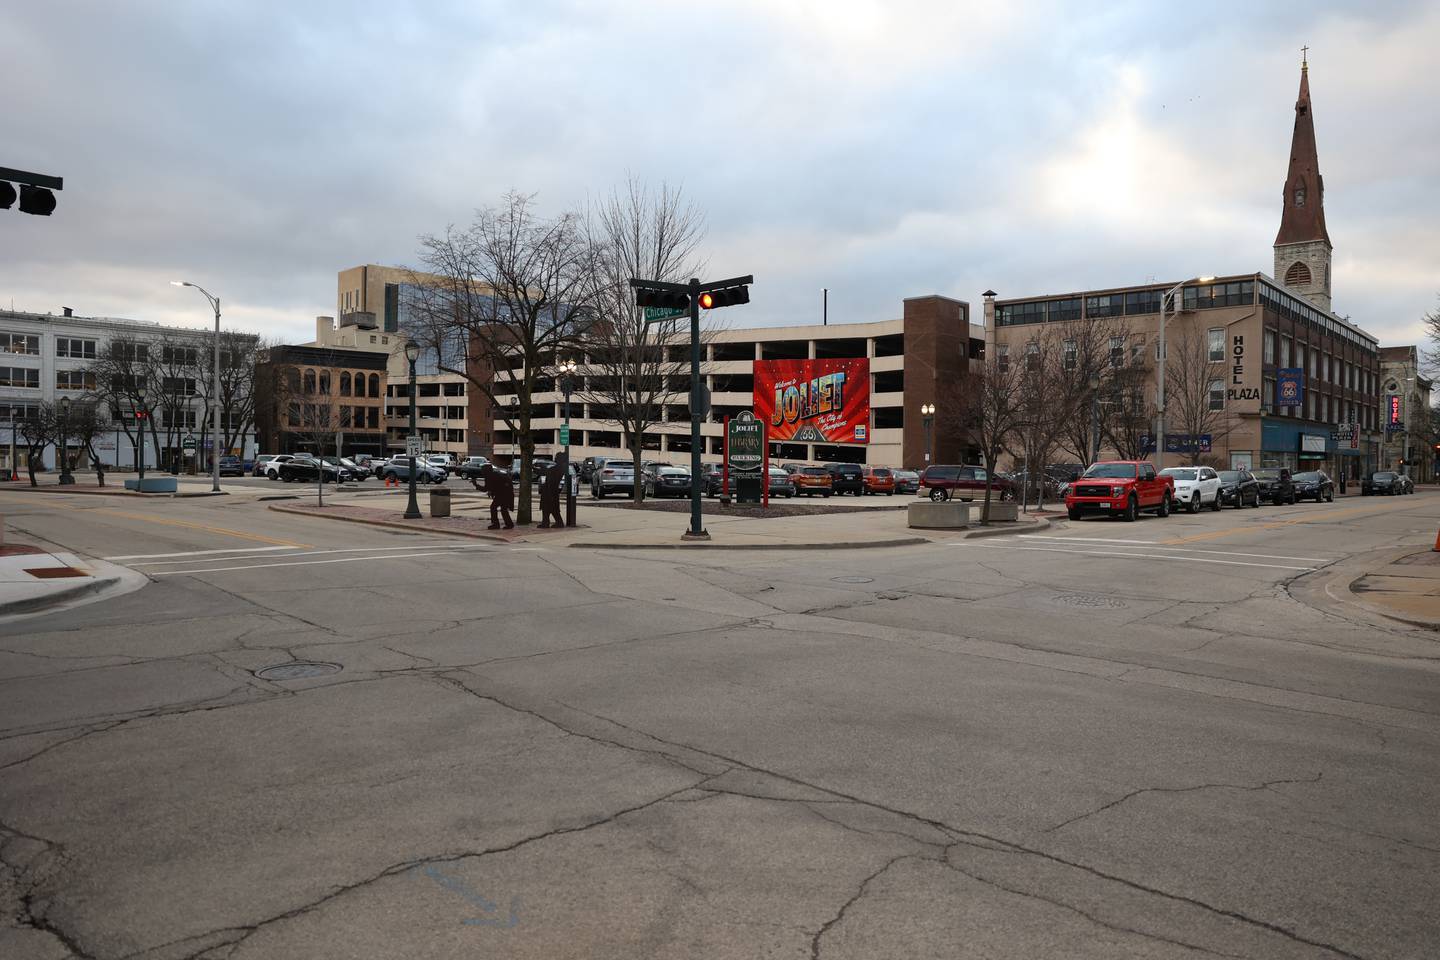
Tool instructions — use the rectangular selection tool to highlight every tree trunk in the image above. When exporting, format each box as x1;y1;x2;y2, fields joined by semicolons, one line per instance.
630;431;645;502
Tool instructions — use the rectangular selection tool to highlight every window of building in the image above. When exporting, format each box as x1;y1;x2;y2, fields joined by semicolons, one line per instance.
303;370;316;394
997;302;1046;326
113;342;148;362
1280;337;1291;368
55;337;97;359
1024;342;1040;372
382;337;389;345
339;372;351;396
1047;299;1081;322
1085;294;1124;318
1207;328;1224;362
1208;379;1224;411
1284;261;1312;285
1108;336;1124;368
1125;290;1161;315
318;371;331;394
56;369;96;391
996;344;1009;373
1294;186;1306;207
1062;340;1076;369
162;376;197;396
369;373;381;398
1264;330;1275;365
0;333;40;355
1264;377;1276;409
0;367;40;389
0;403;40;423
162;345;199;366
369;335;377;344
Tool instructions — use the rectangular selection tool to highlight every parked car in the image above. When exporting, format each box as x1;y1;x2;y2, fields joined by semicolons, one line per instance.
338;457;369;481
766;466;796;498
217;455;245;477
780;462;806;475
826;462;864;496
279;456;353;484
918;464;1013;503
1252;468;1296;505
645;465;694;498
453;456;491;481
381;459;447;484
1216;469;1262;508
700;463;725;496
591;462;636;498
861;466;896;495
1291;470;1335;502
509;458;556;483
892;469;920;495
1160;466;1223;513
1064;460;1174;522
579;456;614;483
1360;470;1399;495
794;466;834;497
256;454;294;478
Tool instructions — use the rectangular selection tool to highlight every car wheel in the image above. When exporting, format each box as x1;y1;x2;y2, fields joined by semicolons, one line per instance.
1122;495;1138;522
1326;489;1334;502
1188;494;1200;514
929;488;947;502
823;491;831;498
1067;509;1080;521
1210;493;1222;512
1157;493;1171;518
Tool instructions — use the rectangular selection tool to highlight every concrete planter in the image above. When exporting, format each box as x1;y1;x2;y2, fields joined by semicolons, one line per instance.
976;501;1019;522
907;500;970;529
124;477;178;493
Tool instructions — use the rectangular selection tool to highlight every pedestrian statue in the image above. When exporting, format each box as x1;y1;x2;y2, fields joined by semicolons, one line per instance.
483;464;514;530
538;461;564;529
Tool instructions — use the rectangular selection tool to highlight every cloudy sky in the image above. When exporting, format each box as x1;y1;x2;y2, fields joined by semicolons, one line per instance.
3;0;1437;346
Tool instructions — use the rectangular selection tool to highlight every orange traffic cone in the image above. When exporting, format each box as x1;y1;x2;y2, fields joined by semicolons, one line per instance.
1433;528;1440;552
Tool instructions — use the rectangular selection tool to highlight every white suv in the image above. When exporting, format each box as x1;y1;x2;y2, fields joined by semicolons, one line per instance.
261;454;296;479
1160;466;1222;513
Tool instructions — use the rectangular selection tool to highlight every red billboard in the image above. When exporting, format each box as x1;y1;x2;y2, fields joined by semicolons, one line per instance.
753;358;870;445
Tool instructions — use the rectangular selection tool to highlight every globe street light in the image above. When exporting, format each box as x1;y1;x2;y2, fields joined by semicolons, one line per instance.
171;280;223;492
557;358;578;526
58;397;74;485
920;403;936;465
403;340;422;520
136;386;148;481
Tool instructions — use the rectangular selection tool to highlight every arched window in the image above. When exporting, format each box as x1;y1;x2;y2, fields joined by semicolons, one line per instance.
302;369;316;394
339;372;351;396
1294;186;1306;207
1284;261;1312;285
368;373;381;398
319;371;331;395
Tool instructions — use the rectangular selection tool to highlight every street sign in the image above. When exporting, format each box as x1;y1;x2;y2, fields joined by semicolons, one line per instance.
643;305;685;324
181;434;197;451
726;411;764;473
405;435;423;458
559;424;570;446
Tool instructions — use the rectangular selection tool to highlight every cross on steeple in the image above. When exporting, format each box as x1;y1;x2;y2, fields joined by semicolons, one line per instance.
1301;45;1309;68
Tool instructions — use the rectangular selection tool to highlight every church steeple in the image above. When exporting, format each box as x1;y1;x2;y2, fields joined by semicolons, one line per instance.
1274;52;1333;312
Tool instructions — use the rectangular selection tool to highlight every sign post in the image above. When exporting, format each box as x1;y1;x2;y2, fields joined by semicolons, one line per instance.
727;411;765;504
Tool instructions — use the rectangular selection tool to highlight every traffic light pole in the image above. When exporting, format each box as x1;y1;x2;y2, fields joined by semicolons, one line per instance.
685;278;706;540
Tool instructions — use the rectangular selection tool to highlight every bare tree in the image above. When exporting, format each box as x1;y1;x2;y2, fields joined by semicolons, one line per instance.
266;349;344;505
1051;315;1133;467
1101;363;1158;461
63;400;111;486
86;336;151;470
580;179;707;500
149;332;204;474
15;403;55;487
192;330;261;464
950;354;1023;523
1010;328;1067;506
1422;296;1440;371
1164;325;1235;466
406;192;594;524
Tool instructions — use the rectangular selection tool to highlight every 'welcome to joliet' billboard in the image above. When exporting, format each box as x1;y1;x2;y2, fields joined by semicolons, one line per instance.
752;358;870;444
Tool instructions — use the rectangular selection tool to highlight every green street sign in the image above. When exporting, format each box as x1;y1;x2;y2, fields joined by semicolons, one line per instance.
559;424;570;446
643;305;685;323
727;411;764;473
181;434;197;451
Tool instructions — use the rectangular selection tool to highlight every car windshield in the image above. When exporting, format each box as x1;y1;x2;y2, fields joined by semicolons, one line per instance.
1218;471;1243;482
802;468;828;476
1292;472;1322;482
1161;468;1198;480
1252;469;1280;479
871;469;891;477
1372;472;1395;480
1082;463;1137;479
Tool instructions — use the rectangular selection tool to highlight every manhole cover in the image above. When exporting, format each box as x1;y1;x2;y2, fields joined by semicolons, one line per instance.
831;576;875;584
1054;594;1128;609
255;661;342;681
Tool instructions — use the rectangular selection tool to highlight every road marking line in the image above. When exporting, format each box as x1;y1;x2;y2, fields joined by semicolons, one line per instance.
1016;536;1331;562
967;542;1316;570
88;508;311;547
105;546;301;561
131;543;490;567
150;550;490;575
1159;501;1417;546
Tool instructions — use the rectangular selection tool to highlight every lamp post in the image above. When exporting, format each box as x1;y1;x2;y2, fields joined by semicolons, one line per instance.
1089;374;1101;465
920;403;936;466
170;280;223;492
136;387;147;480
403;341;422;519
58;397;74;485
557;358;577;527
1154;275;1214;470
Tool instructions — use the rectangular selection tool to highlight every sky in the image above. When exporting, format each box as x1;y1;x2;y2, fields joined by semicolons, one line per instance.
2;0;1437;348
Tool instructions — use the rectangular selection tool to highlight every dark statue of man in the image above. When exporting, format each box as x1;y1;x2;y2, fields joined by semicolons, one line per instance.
484;464;514;530
538;461;563;529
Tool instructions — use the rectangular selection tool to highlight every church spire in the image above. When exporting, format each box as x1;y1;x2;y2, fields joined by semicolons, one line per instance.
1273;52;1333;312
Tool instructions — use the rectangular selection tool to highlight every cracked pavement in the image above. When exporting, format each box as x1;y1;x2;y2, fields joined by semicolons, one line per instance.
1;491;1439;958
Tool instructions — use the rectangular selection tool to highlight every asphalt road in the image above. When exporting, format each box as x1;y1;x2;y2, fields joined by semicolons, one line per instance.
2;489;1438;959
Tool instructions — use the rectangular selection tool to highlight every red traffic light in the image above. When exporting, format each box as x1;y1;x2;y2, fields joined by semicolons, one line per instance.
699;292;715;309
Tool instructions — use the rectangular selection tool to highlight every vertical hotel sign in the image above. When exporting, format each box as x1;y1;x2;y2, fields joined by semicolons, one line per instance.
1276;368;1304;408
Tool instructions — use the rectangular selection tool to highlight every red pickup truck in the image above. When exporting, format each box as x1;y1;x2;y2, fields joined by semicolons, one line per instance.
1064;460;1174;522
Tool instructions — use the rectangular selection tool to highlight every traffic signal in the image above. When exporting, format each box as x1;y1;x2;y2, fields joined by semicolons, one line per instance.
634;287;689;311
698;285;750;309
18;185;56;216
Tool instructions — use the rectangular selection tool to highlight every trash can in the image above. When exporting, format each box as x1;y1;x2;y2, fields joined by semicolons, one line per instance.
429;487;451;518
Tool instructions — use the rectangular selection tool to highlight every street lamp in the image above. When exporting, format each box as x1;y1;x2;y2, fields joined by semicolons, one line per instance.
920;403;936;465
136;387;147;480
403;340;422;519
1088;374;1101;465
1155;275;1214;469
58;397;74;485
171;280;223;492
557;358;578;527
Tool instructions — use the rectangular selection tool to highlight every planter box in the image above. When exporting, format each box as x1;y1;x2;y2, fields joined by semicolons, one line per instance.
976;501;1019;522
907;500;970;529
124;477;178;493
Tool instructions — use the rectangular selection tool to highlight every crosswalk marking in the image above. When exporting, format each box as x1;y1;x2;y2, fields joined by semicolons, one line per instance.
963;541;1317;570
148;547;492;576
125;543;487;567
104;546;300;561
1016;536;1332;563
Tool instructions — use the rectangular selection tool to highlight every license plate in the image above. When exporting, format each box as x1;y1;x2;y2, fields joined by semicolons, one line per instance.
1096;503;1110;509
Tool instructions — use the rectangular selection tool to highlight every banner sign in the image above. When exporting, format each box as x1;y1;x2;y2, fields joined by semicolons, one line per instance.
726;411;764;473
1140;434;1212;454
1277;368;1304;408
1300;434;1327;453
753;358;870;445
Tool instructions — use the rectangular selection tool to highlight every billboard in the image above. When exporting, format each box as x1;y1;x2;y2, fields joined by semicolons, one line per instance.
1277;367;1304;408
753;358;870;445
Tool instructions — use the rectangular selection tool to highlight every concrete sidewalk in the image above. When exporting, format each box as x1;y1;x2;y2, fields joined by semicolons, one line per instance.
0;543;141;617
1348;547;1440;628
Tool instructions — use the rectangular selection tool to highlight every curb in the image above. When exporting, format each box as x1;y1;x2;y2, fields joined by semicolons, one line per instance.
266;503;509;543
960;517;1052;539
0;575;121;617
1341;547;1440;631
1289;543;1440;633
566;537;931;551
